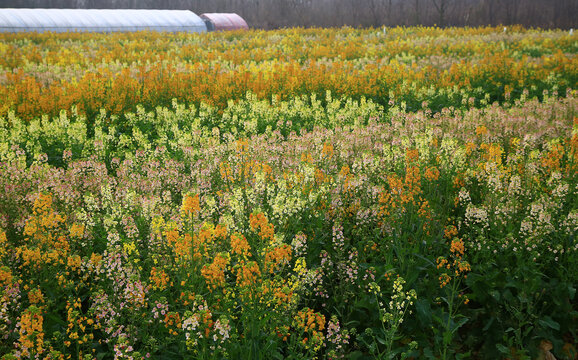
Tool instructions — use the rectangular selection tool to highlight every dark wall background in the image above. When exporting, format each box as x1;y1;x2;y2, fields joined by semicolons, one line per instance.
0;0;575;29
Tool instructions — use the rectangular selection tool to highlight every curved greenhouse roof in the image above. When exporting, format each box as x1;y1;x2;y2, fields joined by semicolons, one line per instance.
0;9;207;33
200;13;248;31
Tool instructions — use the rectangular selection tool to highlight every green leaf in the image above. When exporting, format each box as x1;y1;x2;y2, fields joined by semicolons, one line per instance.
482;318;495;332
451;317;469;333
432;313;443;325
45;312;67;327
496;344;510;354
416;298;432;323
538;316;560;331
423;347;436;359
569;286;576;300
375;334;387;345
345;351;364;360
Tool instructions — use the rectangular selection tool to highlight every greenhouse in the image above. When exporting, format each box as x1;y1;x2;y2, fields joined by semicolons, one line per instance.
0;8;207;33
201;13;248;31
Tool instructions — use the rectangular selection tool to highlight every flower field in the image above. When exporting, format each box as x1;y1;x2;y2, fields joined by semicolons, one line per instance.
0;27;577;359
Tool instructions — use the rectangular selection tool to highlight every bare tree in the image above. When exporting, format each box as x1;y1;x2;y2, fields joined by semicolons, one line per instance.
485;0;498;25
366;0;386;27
414;0;421;25
431;0;453;26
286;0;311;27
0;0;576;29
504;0;521;25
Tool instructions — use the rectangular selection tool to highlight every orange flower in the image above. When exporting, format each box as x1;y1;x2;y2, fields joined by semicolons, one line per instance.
0;266;13;286
465;142;477;156
69;223;85;238
301;152;313;163
314;168;327;185
150;267;170;291
439;273;451;288
181;193;200;217
321;142;334;158
231;233;252;258
450;239;465;257
418;199;431;219
214;224;228;239
164;229;181;247
201;253;230;291
249;212;275;241
293;308;326;351
436;257;448;270
405;149;419;164
164;312;182;334
236;261;261;288
405;166;421;192
263;244;292;274
66;254;82;272
235;139;249;154
424;166;440;181
0;230;7;259
32;193;53;216
249;213;265;230
541;143;564;173
475;125;488;136
18;306;45;357
480;143;503;164
444;225;458;239
89;253;103;267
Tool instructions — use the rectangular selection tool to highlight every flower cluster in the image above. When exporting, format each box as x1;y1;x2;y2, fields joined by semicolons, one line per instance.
0;27;575;359
437;237;471;289
0;28;574;122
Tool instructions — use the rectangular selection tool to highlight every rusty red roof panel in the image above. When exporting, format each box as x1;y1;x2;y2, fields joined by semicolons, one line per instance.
200;13;248;31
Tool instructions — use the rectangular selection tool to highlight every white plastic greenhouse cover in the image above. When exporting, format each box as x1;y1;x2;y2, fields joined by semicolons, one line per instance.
0;9;207;33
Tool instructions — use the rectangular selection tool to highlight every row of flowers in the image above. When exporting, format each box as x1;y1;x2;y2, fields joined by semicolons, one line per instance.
0;26;576;120
0;92;576;358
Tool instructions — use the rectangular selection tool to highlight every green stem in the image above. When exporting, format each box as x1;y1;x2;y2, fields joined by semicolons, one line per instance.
442;277;459;360
374;292;386;360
